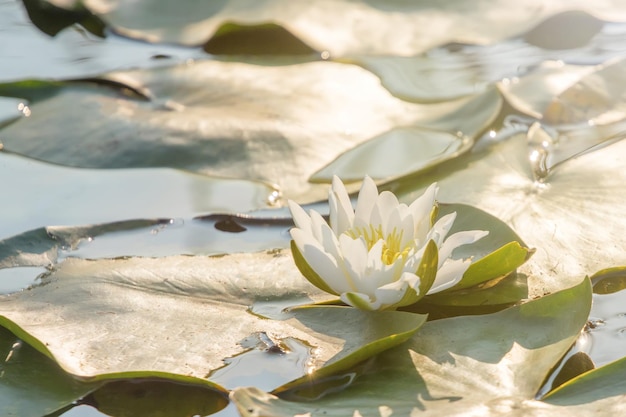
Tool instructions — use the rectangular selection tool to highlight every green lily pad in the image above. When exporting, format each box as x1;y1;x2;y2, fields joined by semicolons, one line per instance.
436;203;533;289
497;58;626;179
41;0;626;55
391;131;626;298
0;220;166;269
0;326;100;416
424;271;529;308
0;252;425;390
0;61;501;201
231;279;597;416
340;53;494;103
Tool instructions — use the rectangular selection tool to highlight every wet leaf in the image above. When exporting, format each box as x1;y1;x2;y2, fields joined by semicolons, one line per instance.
0;62;501;201
391;132;626;298
498;57;626;175
0;326;100;416
310;127;474;183
423;271;528;308
42;0;626;55
0;252;425;390
523;10;604;50
341;54;493;103
231;279;599;416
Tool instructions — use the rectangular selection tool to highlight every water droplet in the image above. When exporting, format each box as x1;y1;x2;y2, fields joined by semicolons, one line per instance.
17;102;31;117
527;122;557;181
268;189;282;206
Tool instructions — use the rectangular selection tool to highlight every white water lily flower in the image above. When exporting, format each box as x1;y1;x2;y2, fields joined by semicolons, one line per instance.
288;176;489;311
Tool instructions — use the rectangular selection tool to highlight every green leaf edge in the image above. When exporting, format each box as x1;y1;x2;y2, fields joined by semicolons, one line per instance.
453;241;534;290
542;355;626;404
274;305;427;393
0;315;228;394
590;265;626;294
423;271;527;307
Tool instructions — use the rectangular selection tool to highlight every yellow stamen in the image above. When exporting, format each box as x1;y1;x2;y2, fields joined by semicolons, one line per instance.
346;225;413;265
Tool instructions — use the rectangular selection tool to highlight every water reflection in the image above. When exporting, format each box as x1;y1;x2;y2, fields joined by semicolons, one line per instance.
209;334;313;392
587;291;626;367
0;266;47;294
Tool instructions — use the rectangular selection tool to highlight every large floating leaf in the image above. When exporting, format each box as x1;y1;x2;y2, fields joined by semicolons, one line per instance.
0;326;100;416
498;58;626;178
0;61;501;200
500;57;626;126
0;153;274;241
0;252;425;390
390;132;626;298
43;0;626;55
231;279;600;416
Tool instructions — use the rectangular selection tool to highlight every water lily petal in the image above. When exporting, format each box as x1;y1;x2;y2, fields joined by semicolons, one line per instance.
341;291;380;311
339;234;368;281
374;272;421;309
290;240;339;296
428;212;457;247
372;191;400;235
409;183;439;239
329;175;355;235
288;200;312;234
428;258;472;294
359;239;400;294
438;230;489;267
354;176;379;229
366;239;386;273
397;207;418;249
291;228;351;294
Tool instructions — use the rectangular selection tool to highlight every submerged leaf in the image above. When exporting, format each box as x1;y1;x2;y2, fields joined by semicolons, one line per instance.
85;379;229;417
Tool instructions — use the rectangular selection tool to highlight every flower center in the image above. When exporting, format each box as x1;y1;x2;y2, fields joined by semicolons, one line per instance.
347;225;413;265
